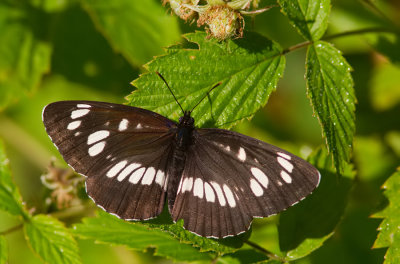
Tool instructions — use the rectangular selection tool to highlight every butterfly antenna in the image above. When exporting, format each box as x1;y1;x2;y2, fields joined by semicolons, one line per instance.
156;72;184;114
190;82;222;112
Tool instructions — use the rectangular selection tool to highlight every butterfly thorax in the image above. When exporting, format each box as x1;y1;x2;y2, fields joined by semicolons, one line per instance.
167;111;195;212
175;111;195;150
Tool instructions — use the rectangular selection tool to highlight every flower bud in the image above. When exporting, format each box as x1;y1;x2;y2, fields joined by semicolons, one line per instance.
164;0;199;21
198;5;243;40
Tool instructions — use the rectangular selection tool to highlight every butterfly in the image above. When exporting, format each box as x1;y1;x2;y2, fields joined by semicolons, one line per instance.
42;74;320;238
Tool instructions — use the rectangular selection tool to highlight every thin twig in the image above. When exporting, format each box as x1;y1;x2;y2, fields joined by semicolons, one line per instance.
282;27;398;54
240;5;277;15
0;223;23;236
49;203;92;219
323;27;398;41
282;40;312;54
244;240;283;261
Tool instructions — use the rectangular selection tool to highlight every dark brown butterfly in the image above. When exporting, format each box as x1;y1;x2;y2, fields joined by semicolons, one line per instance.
42;76;320;238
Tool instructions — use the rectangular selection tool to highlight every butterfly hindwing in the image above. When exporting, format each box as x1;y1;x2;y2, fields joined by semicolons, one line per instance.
43;101;176;220
171;128;320;238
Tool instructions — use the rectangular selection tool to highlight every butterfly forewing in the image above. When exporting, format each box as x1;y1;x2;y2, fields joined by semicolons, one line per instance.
43;101;176;220
171;128;320;238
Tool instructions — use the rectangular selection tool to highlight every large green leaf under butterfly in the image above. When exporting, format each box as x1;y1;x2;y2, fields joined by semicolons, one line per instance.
128;31;286;129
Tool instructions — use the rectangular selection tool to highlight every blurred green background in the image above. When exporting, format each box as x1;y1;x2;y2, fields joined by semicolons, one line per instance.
0;0;399;263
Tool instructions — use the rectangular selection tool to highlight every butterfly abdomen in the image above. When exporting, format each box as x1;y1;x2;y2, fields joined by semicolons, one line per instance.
167;112;196;212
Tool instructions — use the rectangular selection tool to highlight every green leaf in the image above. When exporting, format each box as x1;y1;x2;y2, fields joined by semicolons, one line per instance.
306;41;355;173
279;0;331;40
81;0;181;67
0;139;28;217
128;31;286;129
372;169;400;264
24;215;81;264
0;1;52;110
73;211;211;262
278;147;354;260
157;219;244;254
0;236;7;264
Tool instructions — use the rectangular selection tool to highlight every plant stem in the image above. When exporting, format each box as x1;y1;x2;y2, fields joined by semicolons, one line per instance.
323;27;397;41
0;223;23;236
49;203;94;220
283;27;398;54
244;240;283;261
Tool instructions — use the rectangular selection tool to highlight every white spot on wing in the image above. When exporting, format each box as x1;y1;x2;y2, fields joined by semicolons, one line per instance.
119;119;129;131
155;170;165;187
177;176;184;194
280;170;292;183
250;179;263;196
277;157;294;172
67;120;81;130
238;147;246;161
129;167;145;184
193;178;204;199
223;185;236;208
88;141;106;156
181;177;193;193
251;167;269;188
117;163;140;181
136;123;142;129
71;109;89;119
163;174;169;191
87;130;110;145
204;182;215;202
278;152;291;160
77;104;91;108
210;182;226;206
141;167;156;185
106;160;128;178
74;132;81;136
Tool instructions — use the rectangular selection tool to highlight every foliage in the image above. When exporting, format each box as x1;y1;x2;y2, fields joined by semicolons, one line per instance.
372;170;400;264
128;31;285;128
306;41;355;174
0;140;28;217
278;147;354;260
0;0;399;263
73;211;211;262
24;215;81;264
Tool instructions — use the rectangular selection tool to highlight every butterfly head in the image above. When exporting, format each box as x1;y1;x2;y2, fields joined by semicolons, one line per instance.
178;111;194;128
